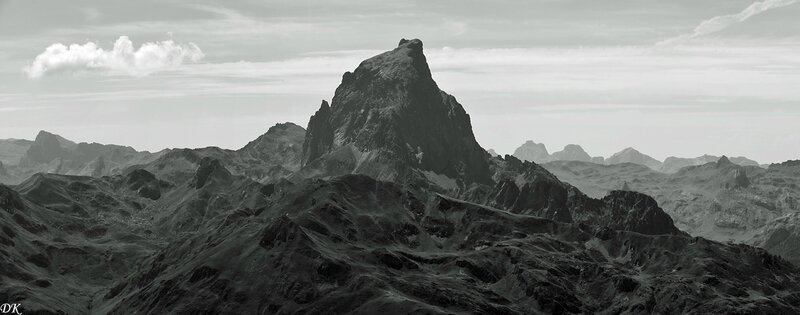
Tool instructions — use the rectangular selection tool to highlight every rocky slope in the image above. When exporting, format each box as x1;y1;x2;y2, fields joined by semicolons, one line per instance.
543;158;800;262
133;122;305;186
99;174;800;314
752;212;800;265
0;174;166;314
4;165;799;314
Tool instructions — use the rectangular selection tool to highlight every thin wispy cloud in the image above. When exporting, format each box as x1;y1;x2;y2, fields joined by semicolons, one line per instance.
658;0;799;45
23;36;204;78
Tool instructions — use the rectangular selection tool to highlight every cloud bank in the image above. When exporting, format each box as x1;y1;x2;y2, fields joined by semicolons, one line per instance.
657;0;798;45
24;36;204;78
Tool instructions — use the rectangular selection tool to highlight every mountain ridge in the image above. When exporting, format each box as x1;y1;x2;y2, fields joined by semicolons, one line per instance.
510;140;762;173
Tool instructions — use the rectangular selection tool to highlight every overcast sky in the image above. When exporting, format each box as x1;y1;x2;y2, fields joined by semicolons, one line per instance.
0;0;798;163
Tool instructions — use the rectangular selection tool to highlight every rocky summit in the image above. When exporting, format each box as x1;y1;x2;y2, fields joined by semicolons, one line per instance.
1;39;800;314
300;39;492;185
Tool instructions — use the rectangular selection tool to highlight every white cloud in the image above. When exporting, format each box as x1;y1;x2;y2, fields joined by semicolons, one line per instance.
24;36;204;79
658;0;799;45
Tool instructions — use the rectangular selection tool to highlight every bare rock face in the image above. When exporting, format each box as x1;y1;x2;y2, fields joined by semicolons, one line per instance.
600;190;683;235
301;101;334;166
300;39;492;184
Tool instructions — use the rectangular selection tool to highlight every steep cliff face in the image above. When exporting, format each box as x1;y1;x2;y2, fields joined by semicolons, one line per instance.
300;39;492;184
301;101;334;166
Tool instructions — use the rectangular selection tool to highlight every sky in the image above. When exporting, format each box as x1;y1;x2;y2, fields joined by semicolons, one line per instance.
0;0;799;163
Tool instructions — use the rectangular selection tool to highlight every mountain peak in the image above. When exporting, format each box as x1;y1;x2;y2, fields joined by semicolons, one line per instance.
606;147;662;170
22;130;68;165
265;122;303;134
550;144;592;162
513;140;550;163
398;38;422;48
35;130;56;139
342;38;433;88
300;39;491;184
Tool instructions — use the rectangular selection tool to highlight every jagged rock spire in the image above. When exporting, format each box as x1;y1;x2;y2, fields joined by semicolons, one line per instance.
300;39;491;184
301;100;334;166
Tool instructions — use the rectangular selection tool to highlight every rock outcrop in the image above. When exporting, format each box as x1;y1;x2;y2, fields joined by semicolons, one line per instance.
190;158;233;189
301;101;334;166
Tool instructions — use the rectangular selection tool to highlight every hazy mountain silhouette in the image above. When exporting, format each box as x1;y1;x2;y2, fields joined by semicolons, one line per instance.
512;140;762;173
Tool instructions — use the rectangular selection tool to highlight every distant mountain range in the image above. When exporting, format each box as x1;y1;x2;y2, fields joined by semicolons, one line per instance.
0;123;306;186
510;140;762;173
0;131;166;184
